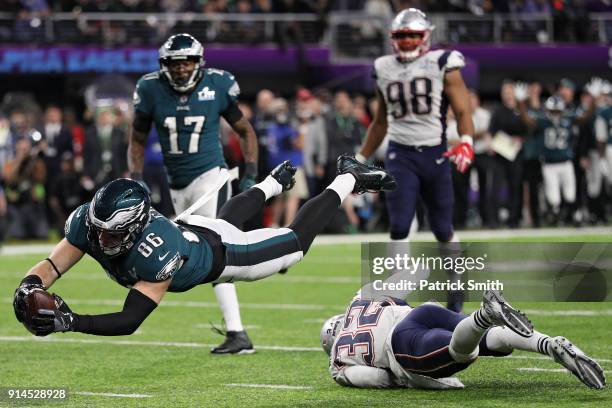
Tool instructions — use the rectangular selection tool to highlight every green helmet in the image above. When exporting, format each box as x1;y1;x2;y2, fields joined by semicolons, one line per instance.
158;33;204;93
87;178;151;257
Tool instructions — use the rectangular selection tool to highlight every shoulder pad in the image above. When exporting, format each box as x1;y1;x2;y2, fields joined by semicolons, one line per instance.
440;50;465;71
142;72;160;81
65;204;88;236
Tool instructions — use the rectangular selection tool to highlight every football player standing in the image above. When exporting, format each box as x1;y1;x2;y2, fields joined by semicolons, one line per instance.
356;9;475;312
127;34;259;354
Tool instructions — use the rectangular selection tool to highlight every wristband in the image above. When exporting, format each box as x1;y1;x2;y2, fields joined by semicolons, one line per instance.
45;257;62;279
244;162;257;177
355;153;367;163
460;135;473;146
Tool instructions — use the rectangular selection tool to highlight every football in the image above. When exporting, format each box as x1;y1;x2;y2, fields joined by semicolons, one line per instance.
23;289;57;335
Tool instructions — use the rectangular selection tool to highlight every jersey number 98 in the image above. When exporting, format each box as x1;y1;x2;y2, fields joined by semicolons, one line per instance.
386;78;432;119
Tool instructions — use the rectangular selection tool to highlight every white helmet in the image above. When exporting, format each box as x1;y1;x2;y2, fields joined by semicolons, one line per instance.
320;314;344;356
390;8;435;62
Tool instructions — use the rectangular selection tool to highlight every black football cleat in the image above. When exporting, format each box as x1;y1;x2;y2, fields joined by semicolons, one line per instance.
337;155;396;194
270;160;297;192
210;331;255;355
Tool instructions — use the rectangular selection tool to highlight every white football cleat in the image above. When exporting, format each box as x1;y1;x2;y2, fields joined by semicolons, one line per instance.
550;336;606;390
481;290;533;337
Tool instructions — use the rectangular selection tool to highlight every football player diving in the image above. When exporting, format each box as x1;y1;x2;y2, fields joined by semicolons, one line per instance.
321;289;606;390
128;33;260;354
13;157;395;338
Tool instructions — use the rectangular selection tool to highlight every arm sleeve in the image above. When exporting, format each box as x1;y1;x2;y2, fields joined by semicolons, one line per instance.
73;289;157;336
133;110;152;134
220;100;244;125
333;366;398;388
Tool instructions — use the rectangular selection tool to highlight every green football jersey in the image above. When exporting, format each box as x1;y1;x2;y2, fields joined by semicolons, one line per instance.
596;105;612;145
531;111;576;163
133;68;240;189
65;204;216;292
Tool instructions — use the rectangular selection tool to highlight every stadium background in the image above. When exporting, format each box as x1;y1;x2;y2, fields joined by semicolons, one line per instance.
0;1;611;407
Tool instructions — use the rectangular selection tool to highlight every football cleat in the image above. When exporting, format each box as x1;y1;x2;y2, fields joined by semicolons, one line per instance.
336;155;396;194
550;336;606;390
270;160;297;192
211;331;255;355
481;290;533;337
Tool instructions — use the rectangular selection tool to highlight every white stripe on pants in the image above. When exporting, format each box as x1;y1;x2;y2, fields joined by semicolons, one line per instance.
181;215;304;283
542;161;575;207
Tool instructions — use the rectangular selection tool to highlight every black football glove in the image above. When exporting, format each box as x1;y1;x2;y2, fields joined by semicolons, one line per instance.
30;294;76;337
13;276;45;323
238;162;258;192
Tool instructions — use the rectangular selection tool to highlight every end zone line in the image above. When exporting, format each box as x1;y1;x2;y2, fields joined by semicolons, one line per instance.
74;391;152;398
225;383;313;390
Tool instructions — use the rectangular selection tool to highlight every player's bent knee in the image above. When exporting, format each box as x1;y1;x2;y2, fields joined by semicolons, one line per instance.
449;345;479;363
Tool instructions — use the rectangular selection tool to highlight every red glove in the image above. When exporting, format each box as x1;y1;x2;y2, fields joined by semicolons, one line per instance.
443;136;474;173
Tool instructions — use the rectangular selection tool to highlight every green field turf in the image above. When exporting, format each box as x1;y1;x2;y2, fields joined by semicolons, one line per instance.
0;240;611;407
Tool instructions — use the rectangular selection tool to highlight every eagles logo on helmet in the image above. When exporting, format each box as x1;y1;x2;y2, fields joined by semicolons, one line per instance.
390;8;435;62
86;178;151;257
159;33;205;93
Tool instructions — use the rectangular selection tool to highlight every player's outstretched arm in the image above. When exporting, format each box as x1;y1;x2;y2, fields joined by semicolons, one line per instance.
30;279;171;337
358;89;388;162
24;239;84;288
13;239;84;327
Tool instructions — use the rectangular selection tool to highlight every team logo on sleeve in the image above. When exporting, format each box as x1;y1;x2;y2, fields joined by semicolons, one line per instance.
156;253;183;281
198;87;216;101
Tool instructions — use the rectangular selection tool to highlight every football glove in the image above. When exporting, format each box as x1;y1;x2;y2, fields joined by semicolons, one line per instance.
513;82;529;102
13;275;44;323
30;294;75;336
239;162;258;192
585;77;604;98
443;136;474;173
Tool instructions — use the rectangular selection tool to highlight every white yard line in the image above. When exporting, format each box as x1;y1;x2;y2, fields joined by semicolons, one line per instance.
517;367;612;374
73;391;152;398
194;323;260;330
486;355;612;363
224;384;312;390
2;225;610;256
0;335;321;352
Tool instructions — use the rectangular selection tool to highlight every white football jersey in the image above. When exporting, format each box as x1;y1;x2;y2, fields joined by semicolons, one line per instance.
329;296;464;389
374;49;465;147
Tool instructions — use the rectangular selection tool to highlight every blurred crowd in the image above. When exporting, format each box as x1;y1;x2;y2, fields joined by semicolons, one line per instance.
0;76;611;242
2;1;610;47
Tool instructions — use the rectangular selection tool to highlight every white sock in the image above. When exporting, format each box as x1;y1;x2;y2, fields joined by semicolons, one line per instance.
326;174;356;203
485;326;552;356
254;175;283;201
214;283;244;332
449;308;492;362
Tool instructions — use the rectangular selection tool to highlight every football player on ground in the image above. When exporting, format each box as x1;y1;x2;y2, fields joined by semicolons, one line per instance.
127;33;259;354
13;157;396;338
514;79;602;225
355;8;475;312
321;290;605;390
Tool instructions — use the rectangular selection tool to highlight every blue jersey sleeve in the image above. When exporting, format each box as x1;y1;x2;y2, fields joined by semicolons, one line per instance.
133;72;159;117
64;204;90;252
